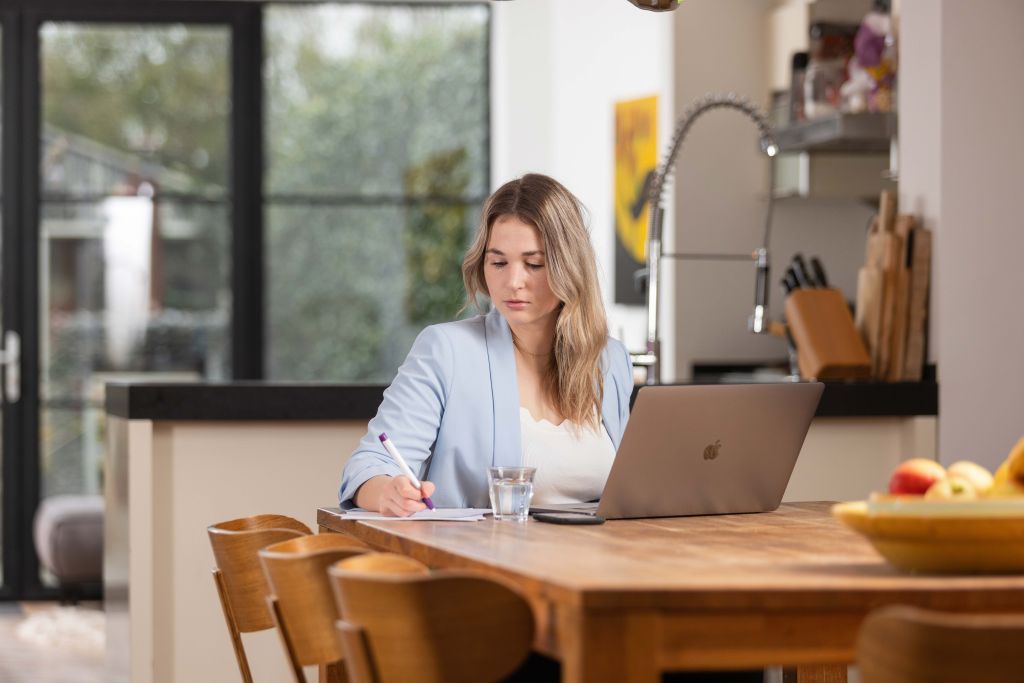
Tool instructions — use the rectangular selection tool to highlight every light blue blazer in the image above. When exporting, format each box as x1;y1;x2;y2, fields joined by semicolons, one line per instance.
338;308;634;508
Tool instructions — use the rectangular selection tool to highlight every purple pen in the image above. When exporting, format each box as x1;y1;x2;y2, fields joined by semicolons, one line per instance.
378;433;435;510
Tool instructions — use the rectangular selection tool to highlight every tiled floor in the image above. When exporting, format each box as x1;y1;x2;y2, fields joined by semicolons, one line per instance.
0;603;106;683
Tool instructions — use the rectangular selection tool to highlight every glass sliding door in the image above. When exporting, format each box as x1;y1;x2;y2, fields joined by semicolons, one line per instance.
0;24;5;590
37;22;231;585
0;15;23;598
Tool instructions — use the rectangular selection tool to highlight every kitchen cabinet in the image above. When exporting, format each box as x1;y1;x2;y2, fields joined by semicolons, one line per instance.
784;415;936;502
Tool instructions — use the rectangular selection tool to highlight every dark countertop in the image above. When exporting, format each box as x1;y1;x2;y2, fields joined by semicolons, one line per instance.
105;378;937;421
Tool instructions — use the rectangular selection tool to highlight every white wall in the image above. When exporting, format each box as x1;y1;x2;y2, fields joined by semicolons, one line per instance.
900;0;1024;469
897;0;941;361
492;0;675;372
490;0;555;180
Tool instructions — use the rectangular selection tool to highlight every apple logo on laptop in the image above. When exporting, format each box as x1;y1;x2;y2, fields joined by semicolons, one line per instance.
703;440;721;461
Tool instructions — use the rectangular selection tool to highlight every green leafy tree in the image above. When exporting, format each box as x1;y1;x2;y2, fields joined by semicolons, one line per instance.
403;148;472;327
42;24;230;192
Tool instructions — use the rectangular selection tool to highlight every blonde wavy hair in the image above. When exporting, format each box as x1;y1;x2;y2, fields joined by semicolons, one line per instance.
462;174;608;430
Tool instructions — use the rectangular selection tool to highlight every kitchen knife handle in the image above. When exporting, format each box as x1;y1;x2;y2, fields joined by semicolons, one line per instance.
790;254;815;288
783;268;800;293
810;256;830;288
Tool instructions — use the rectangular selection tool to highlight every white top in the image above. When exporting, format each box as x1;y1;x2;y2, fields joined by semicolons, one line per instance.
520;407;617;505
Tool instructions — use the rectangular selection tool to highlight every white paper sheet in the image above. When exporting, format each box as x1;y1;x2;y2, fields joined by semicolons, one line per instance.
340;508;491;521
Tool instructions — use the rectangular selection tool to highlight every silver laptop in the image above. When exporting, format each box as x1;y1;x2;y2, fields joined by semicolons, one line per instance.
533;382;824;520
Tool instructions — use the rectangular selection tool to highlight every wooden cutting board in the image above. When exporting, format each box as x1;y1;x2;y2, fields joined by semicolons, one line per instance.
886;216;917;381
902;226;933;381
855;266;884;375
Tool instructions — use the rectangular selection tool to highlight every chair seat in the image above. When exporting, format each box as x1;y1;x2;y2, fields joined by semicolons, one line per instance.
33;495;104;584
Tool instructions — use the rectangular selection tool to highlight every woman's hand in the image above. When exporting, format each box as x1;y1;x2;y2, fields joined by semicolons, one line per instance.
356;475;436;517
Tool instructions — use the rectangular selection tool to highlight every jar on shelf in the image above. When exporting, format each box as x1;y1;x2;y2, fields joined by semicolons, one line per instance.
804;58;846;119
789;51;809;123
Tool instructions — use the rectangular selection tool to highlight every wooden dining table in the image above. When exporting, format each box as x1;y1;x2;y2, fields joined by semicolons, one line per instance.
318;502;1024;683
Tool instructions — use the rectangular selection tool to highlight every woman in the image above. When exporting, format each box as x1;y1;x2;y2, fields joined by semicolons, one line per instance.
338;173;633;515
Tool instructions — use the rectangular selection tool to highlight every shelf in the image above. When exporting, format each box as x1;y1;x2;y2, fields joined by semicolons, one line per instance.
775;112;896;154
771;146;895;200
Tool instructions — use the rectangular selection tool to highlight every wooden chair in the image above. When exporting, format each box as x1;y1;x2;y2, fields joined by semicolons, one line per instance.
330;551;430;576
329;552;534;683
858;605;1024;683
208;514;312;683
259;533;369;683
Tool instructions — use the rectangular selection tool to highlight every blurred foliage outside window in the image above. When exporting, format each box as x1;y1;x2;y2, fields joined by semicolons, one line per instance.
40;23;231;501
264;4;489;382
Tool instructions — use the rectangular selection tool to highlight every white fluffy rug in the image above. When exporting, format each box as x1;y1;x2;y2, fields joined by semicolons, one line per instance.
14;606;104;657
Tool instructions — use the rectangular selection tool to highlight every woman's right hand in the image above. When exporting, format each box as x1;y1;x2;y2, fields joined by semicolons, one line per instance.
357;475;437;517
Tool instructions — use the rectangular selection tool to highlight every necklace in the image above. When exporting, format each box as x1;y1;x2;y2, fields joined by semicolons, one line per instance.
512;334;552;358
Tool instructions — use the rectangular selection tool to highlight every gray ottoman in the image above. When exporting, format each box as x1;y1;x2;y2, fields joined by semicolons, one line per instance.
33;494;104;588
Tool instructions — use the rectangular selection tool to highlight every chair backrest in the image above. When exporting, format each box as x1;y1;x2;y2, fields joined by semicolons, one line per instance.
208;514;312;633
858;605;1024;683
330;552;534;683
332;551;431;576
258;533;368;674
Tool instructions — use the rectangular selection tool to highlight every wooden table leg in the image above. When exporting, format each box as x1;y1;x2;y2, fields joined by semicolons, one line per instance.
557;607;661;683
783;664;848;683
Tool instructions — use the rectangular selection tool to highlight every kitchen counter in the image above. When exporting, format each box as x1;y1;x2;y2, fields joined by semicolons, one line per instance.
104;378;937;421
105;377;936;682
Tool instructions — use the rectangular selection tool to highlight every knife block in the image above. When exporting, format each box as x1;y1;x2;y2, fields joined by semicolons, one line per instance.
784;288;872;381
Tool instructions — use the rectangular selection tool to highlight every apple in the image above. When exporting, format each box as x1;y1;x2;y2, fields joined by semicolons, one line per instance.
924;475;977;500
888;458;946;495
946;461;994;495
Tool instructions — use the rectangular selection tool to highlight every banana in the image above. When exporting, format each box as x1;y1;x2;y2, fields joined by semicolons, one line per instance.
1007;436;1024;482
985;437;1024;498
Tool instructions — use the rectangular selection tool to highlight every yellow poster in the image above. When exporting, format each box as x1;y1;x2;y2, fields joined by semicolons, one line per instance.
613;95;657;304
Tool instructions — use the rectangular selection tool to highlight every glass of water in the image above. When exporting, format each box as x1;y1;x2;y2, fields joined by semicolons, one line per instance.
487;466;536;521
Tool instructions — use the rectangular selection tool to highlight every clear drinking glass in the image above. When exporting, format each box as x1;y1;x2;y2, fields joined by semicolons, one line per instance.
487;467;536;521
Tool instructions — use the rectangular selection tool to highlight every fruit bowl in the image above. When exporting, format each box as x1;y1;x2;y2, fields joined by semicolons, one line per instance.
832;500;1024;574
